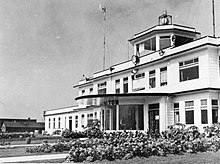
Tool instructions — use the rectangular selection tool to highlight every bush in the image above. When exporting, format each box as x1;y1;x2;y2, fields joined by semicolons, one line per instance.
26;137;32;144
61;129;87;139
0;132;32;139
65;124;220;163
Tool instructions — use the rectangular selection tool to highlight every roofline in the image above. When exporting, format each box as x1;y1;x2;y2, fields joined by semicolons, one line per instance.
75;92;171;101
133;24;197;37
44;110;79;117
128;27;201;43
75;87;220;101
44;105;79;112
172;87;220;96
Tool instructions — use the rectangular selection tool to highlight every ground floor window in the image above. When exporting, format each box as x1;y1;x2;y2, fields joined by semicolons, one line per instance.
186;110;194;124
212;100;218;124
53;118;56;129
174;103;180;123
119;105;144;130
69;116;72;131
58;117;61;129
201;99;208;124
48;118;51;129
185;101;194;124
75;116;78;129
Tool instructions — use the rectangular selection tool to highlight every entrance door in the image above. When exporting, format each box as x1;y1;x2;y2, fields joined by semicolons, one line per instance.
149;103;159;132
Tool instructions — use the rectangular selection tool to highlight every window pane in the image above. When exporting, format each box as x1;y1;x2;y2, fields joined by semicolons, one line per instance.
98;88;106;94
160;36;171;49
186;110;194;124
201;99;207;106
212;100;218;105
123;83;128;93
180;66;199;82
212;109;218;124
185;101;194;108
149;77;156;88
201;110;208;124
144;37;156;51
174;111;180;123
174;103;179;108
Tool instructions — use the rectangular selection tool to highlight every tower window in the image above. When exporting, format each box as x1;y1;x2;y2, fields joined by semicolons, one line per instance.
159;36;171;50
144;37;156;51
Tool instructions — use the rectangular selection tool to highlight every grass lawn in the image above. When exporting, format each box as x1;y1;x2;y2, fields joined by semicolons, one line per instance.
15;151;220;163
1;137;220;163
0;146;68;158
0;136;63;145
1;146;220;163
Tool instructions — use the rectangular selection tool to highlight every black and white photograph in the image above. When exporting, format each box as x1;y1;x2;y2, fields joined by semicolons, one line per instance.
0;0;220;163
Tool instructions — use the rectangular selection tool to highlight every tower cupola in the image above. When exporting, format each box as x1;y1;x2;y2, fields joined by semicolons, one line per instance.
129;11;201;56
158;10;172;25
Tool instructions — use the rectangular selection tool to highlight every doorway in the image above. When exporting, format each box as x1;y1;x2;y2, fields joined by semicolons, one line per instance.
148;103;159;132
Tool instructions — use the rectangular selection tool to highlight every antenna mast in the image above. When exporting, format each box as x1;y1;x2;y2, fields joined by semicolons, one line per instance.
212;0;216;37
100;5;106;70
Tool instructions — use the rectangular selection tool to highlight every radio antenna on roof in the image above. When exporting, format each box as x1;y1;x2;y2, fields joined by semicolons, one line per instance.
100;4;107;70
212;0;216;37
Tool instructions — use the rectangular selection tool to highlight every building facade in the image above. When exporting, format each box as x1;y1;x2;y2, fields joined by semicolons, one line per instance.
44;12;220;134
0;118;44;133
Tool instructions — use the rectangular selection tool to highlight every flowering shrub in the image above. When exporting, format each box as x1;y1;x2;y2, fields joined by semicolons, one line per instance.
26;140;53;153
65;124;220;163
25;139;74;153
85;121;103;138
61;129;87;139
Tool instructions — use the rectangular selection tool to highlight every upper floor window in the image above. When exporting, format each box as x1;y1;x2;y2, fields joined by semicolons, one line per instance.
160;67;167;86
136;44;140;53
115;79;120;94
132;73;145;80
149;70;156;88
89;88;93;94
144;37;156;51
123;77;128;93
81;90;85;95
160;35;171;50
98;82;106;94
179;58;199;82
185;100;194;124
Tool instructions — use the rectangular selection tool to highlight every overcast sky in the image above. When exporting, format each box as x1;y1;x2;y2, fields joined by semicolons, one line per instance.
0;0;219;121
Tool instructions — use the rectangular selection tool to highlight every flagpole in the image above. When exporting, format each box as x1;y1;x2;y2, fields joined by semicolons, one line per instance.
212;0;215;37
101;6;106;70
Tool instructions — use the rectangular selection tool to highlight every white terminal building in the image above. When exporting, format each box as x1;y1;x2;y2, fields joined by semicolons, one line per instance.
44;12;220;135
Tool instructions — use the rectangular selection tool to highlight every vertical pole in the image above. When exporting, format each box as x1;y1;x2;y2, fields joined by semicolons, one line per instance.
212;0;216;37
102;7;106;70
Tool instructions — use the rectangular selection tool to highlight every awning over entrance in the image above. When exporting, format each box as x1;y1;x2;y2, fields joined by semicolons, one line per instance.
75;93;171;106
